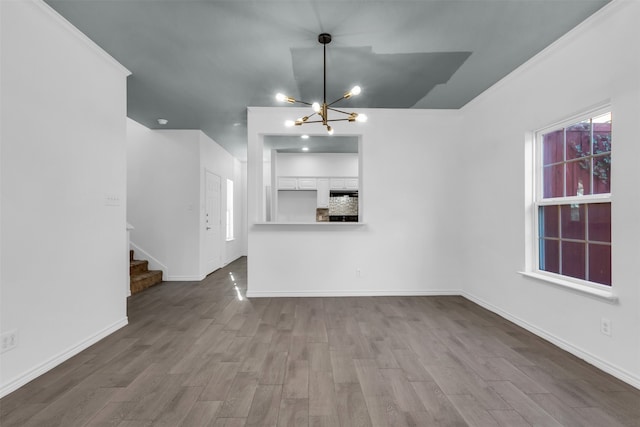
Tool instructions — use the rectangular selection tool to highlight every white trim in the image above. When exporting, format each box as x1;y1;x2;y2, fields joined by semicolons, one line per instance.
536;104;612;137
166;274;207;282
519;271;618;302
462;291;638;390
246;290;461;298
32;0;131;76
0;317;128;399
253;222;367;226
537;193;611;206
129;241;168;279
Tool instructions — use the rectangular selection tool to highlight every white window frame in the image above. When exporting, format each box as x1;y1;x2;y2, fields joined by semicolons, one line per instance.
226;179;234;241
522;105;616;301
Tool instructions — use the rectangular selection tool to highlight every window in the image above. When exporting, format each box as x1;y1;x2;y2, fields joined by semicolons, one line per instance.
226;179;234;241
535;110;611;286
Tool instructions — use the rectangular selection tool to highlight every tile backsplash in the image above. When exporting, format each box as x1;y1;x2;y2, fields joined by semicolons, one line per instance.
329;195;358;215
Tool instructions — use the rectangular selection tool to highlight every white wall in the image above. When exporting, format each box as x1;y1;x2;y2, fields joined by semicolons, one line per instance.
457;0;640;387
0;0;130;397
276;153;358;177
247;108;464;296
127;123;201;279
127;120;245;281
200;132;244;267
277;191;317;222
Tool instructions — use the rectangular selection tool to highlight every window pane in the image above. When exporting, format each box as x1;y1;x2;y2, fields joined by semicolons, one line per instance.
593;125;612;155
592;154;611;194
536;111;611;286
562;241;586;280
540;239;560;274
565;160;591;197
539;205;559;238
543;164;564;198
588;203;611;242
565;127;590;161
542;130;564;166
589;244;611;286
561;204;585;240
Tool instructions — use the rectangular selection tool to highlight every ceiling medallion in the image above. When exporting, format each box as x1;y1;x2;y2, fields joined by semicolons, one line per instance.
276;33;367;135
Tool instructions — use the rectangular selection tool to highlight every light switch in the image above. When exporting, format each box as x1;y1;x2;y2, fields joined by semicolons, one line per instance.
104;194;121;206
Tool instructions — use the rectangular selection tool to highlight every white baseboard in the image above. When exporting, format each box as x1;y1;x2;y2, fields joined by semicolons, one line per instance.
165;274;206;282
129;241;169;278
461;291;640;390
246;289;460;298
0;317;128;399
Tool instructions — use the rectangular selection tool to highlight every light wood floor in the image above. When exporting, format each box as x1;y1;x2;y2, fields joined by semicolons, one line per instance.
2;257;639;427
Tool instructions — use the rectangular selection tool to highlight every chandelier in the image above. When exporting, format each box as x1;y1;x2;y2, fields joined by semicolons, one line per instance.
275;33;367;135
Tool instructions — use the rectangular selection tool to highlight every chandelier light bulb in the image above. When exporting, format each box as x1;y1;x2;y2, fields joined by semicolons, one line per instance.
284;120;295;127
276;93;286;102
327;126;334;135
312;102;321;113
356;113;368;123
351;86;361;96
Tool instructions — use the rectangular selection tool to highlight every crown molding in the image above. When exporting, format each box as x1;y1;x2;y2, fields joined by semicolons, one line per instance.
31;0;131;76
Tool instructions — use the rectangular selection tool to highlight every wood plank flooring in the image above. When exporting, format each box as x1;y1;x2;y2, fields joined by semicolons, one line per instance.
2;256;639;426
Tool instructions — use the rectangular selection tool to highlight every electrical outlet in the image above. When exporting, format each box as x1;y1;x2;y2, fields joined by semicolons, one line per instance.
1;330;18;353
601;318;612;336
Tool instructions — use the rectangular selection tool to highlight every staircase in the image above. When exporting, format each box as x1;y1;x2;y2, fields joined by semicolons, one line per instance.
129;250;163;294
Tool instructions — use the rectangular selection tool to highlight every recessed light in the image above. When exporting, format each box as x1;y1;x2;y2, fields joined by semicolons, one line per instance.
302;147;309;152
157;118;168;125
301;134;309;139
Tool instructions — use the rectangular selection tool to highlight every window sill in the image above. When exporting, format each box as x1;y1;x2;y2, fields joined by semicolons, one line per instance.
253;222;366;226
519;271;618;303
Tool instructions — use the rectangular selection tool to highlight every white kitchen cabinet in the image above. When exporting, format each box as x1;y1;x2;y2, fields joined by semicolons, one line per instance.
278;177;298;190
330;178;345;189
345;178;359;190
278;177;317;190
330;177;358;190
297;178;317;190
317;178;329;208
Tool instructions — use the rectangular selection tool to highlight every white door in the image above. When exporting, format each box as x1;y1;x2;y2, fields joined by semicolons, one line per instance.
205;171;222;274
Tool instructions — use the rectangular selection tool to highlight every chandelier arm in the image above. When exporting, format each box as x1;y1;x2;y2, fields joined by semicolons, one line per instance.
327;97;348;107
299;119;325;124
325;118;354;123
294;100;314;107
326;107;353;115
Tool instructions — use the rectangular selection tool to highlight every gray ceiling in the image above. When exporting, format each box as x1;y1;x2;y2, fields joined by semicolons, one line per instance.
45;0;610;160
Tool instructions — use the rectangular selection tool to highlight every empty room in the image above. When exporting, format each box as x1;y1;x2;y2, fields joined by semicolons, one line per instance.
1;0;639;426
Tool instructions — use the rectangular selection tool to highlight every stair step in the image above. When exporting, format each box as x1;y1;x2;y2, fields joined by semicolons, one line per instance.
130;259;148;275
130;270;163;295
